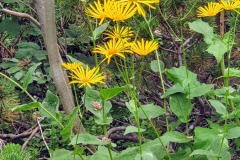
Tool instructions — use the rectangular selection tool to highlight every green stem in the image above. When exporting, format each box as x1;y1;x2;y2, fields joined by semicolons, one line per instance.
0;72;64;128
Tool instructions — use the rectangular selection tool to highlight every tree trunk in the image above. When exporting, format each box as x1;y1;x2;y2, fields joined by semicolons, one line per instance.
34;0;85;134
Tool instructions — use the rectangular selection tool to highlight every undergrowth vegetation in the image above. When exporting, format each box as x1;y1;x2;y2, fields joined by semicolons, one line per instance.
0;0;240;159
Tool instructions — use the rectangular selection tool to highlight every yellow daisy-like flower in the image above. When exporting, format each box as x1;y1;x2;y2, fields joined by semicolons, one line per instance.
131;39;158;56
106;1;137;22
103;26;134;40
197;2;223;17
93;39;132;64
85;0;108;25
63;63;106;88
220;0;240;10
62;62;82;71
120;0;159;17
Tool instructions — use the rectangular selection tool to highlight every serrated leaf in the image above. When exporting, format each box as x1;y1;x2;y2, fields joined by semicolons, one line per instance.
23;63;41;90
11;102;41;111
150;60;164;73
70;134;109;145
123;126;146;135
169;93;192;123
100;86;126;101
61;107;79;141
138;103;165;119
188;19;214;44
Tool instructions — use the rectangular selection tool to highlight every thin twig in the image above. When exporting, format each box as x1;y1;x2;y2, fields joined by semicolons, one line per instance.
21;126;39;150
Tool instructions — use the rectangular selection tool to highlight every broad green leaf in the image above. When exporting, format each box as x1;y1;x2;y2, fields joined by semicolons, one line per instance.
189;84;214;99
17;42;40;50
189;149;218;157
23;63;41;90
226;127;240;139
169;93;192;123
209;100;226;117
123;126;146;135
150;60;164;73
84;88;112;125
60;107;79;141
135;152;158;160
6;66;21;74
40;90;59;118
224;68;240;77
125;100;136;116
161;83;184;98
214;86;235;97
90;146;117;160
70;134;109;145
67;55;81;63
92;23;108;40
161;131;192;144
100;86;126;101
0;18;20;37
11;102;41;111
207;32;233;64
14;71;24;80
49;149;73;160
188;19;214;44
34;50;47;61
115;139;165;160
138;103;165;119
166;66;199;87
171;148;191;160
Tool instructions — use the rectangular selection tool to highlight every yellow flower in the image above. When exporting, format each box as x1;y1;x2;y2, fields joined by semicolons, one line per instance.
62;62;82;71
106;1;137;22
85;0;108;25
197;2;223;17
67;64;106;88
220;0;240;10
131;39;158;56
93;39;132;64
120;0;159;17
103;25;134;40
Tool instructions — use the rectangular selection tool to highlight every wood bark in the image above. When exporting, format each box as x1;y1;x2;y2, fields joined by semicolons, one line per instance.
34;0;85;134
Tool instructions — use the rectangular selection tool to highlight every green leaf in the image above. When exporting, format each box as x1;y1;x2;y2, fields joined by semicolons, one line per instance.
6;66;21;74
70;134;109;145
123;126;146;135
49;149;72;160
161;131;192;144
34;50;47;61
209;100;226;117
100;86;126;101
161;83;184;98
188;19;214;44
189;149;218;157
11;102;41;111
207;32;233;64
23;63;41;90
0;18;20;37
226;127;240;139
40;90;59;118
189;84;214;99
224;68;240;77
90;146;117;160
92;23;108;40
125;100;136;116
169;93;192;123
60;107;79;141
84;87;112;125
135;152;158;160
138;103;165;119
150;60;164;73
17;42;40;50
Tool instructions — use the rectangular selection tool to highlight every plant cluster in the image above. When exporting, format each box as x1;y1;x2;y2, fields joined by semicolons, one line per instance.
0;0;240;160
